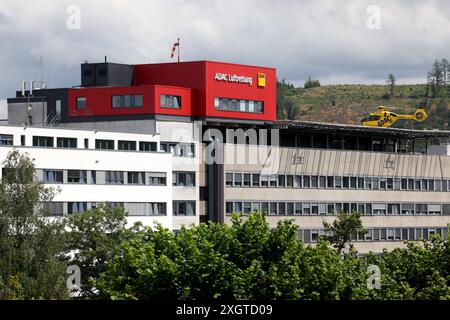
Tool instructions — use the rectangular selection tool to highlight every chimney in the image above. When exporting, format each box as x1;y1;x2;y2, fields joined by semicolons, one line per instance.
105;56;107;63
22;80;26;97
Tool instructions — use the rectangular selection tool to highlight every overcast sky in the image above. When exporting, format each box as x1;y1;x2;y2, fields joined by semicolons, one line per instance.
1;0;450;101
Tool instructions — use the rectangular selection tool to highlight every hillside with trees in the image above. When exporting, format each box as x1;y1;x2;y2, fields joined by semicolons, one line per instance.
277;59;450;130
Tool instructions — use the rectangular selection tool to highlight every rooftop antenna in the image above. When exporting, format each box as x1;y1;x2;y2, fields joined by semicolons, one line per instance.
40;56;43;89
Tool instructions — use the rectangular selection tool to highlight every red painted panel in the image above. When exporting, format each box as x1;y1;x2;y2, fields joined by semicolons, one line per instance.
154;85;192;116
204;61;276;121
67;85;192;118
68;86;154;117
133;60;276;122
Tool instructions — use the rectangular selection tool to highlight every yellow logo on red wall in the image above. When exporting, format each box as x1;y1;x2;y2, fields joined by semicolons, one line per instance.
257;73;266;87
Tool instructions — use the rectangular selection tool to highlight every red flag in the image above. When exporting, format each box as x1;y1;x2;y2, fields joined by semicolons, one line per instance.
170;40;179;58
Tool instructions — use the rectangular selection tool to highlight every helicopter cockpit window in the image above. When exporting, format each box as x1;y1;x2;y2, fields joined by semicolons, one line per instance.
361;115;380;122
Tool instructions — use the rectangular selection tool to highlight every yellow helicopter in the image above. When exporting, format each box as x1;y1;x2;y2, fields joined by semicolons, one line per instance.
360;106;427;127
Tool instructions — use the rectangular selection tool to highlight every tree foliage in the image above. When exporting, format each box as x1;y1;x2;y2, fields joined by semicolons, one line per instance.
304;75;321;89
64;204;142;298
0;150;68;299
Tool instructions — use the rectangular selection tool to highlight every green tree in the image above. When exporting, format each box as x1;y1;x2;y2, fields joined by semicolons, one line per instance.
284;100;299;120
304;75;321;89
428;59;445;97
323;210;366;254
0;150;68;299
387;73;396;98
64;204;142;298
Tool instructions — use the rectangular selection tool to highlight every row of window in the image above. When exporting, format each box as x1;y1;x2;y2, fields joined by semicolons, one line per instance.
44;201;196;216
26;135;158;152
300;227;450;243
112;95;143;108
226;173;450;192
45;202;167;216
40;169;167;186
225;201;450;216
214;97;264;113
77;94;181;110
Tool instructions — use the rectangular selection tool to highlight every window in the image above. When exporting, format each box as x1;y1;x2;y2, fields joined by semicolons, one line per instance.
343;177;349;189
215;97;264;113
387;178;394;190
294;175;302;188
243;174;251;187
43;170;63;183
327;176;334;188
269;175;277;187
91;171;96;184
373;203;387;215
160;94;181;109
287;175;294;187
319;176;326;188
226;173;233;186
57;137;77;149
95;139;114;150
252;174;260;187
76;97;86;110
148;172;166;186
302;203;311;215
33;136;53;147
128;172;145;185
357;177;364;189
173;172;195;187
118;140;136;151
226;202;233;214
415;204;427;215
44;202;64;216
364;177;372;189
287;202;294;215
21;135;25;146
408;179;414;190
327;203;335;215
387;204;400;215
261;202;269;214
160;142;195;157
401;203;414;215
269;202;277;215
233;173;242;186
234;202;242;213
173;201;195;216
278;175;285;187
428;204;441;215
334;176;342;188
148;203;166;216
105;171;124;184
68;170;87;184
84;138;89;149
139;141;157;152
279;203;286;215
350;177;357;189
0;134;13;146
295;203;302;215
68;202;87;214
112;95;143;108
303;176;310;188
261;175;269;187
311;176;318;188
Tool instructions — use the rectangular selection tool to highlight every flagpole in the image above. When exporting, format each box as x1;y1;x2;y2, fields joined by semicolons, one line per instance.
177;38;180;63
